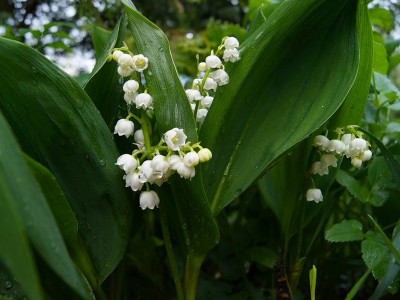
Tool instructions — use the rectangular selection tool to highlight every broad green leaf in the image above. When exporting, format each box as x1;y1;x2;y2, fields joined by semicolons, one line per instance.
84;15;127;129
0;112;92;300
336;169;369;202
120;0;219;255
325;219;364;243
329;0;373;127
121;0;197;141
25;155;80;251
0;37;133;282
91;26;112;59
0;116;43;300
201;0;362;214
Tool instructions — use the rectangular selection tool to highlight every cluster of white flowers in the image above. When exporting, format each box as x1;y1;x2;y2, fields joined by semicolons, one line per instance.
116;128;212;210
306;126;373;203
110;45;212;210
112;49;149;78
186;36;240;123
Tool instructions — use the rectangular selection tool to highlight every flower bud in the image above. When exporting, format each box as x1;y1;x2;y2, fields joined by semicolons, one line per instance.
118;66;133;77
203;77;217;92
223;48;240;62
112;50;124;62
123;80;139;94
201;96;214;108
196;108;208;122
198;62;207;72
198;148;212;163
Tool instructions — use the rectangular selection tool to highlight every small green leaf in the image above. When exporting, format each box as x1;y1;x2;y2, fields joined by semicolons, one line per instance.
325;219;364;243
336;169;369;202
373;40;388;74
361;231;394;282
368;7;393;32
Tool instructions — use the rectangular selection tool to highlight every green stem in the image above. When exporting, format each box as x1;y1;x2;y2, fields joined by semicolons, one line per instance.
140;110;152;149
184;254;205;300
159;201;184;300
344;269;371;300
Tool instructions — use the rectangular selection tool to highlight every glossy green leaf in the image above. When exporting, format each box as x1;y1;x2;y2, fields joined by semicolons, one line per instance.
121;0;197;142
25;155;80;251
201;0;362;214
0;112;92;300
84;15;127;128
120;0;219;255
0;115;43;300
91;26;112;59
329;0;372;127
0;37;133;282
325;219;364;243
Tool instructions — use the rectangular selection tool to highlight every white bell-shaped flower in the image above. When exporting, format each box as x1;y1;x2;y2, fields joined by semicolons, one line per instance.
118;66;133;77
313;135;330;150
123;80;139;94
327;139;345;154
138;160;154;183
350;138;367;152
185;89;203;102
223;48;240;62
151;155;170;178
139;190;160;210
306;188;323;203
132;54;149;72
116;154;137;173
168;155;183;170
310;161;329;176
198;148;212;162
124;172;143;191
320;154;337;168
134;129;144;145
201;96;214;108
164;128;187;151
205;55;222;69
211;69;229;86
203;77;217;92
124;92;137;105
183;151;199;167
224;36;239;49
135;93;153;109
114;119;134;138
341;133;353;146
176;162;195;179
196;108;208;122
118;54;133;68
192;78;202;90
